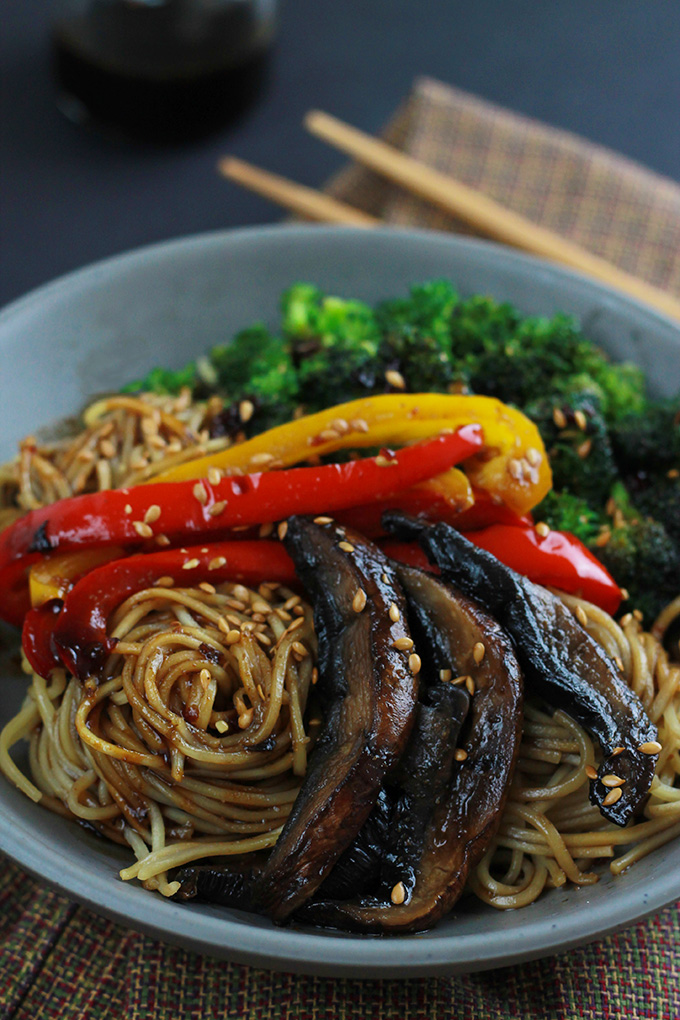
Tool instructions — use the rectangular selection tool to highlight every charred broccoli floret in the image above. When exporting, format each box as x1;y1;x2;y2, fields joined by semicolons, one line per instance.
533;490;606;545
208;324;298;430
626;471;680;546
611;399;680;474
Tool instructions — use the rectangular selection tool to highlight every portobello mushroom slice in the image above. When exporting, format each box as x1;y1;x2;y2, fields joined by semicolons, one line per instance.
299;565;523;933
174;856;265;911
386;512;659;826
253;516;420;923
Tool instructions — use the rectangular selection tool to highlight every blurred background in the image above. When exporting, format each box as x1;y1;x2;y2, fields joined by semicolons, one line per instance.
2;0;680;307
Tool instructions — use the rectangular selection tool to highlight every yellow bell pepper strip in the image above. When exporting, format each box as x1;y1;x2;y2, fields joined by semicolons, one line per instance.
22;540;300;681
29;547;126;607
0;426;482;626
148;394;551;517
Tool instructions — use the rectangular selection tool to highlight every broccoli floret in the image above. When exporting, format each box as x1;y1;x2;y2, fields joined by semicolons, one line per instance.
208;324;299;428
626;471;680;545
611;399;680;474
533;490;606;545
122;362;197;395
523;394;618;507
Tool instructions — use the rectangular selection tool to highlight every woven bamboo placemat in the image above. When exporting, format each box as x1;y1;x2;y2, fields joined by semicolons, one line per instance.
1;77;679;1019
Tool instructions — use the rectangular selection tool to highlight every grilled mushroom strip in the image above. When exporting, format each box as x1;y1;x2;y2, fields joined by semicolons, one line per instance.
386;512;659;826
299;565;523;933
253;516;420;923
174;857;265;911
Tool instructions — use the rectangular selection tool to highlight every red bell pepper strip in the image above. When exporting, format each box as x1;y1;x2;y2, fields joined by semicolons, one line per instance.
23;541;299;680
0;425;483;625
382;523;622;615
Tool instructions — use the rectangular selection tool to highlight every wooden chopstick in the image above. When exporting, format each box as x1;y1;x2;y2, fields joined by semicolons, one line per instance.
218;157;379;227
304;109;680;323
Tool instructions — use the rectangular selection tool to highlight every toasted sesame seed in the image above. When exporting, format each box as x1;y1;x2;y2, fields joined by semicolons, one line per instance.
250;452;275;466
392;636;414;651
182;558;200;570
620;613;633;627
526;447;542;467
318;428;341;442
148;435;167;450
313;516;334;525
390;881;406;905
130;456;149;471
472;642;485;664
381;573;390;583
633;609;644;622
595;529;612;548
667;468;679;479
614;657;625;672
254;631;272;647
388;603;400;623
238;708;254;730
193;482;208;505
124;504;133;515
409;653;422;674
258;522;274;538
231;524;250;532
452;675;469;686
239;400;255;423
252;600;271;615
352;589;367;613
338;541;355;552
585;765;599;780
277;521;288;541
602;787;623;806
439;669;453;682
577;439;592;459
144;504;162;524
199;668;211;689
553;407;567;429
199;582;216;594
155;534;171;546
535;521;550;538
465;676;476;695
508;458;523;480
284;595;300;610
292;640;308;658
217;617;230;635
602;774;625;788
612;746;625;756
331;418;349;434
455;748;468;762
208;556;227;570
311;667;319;686
620;588;630;601
385;369;406;390
154;576;174;588
287;617;305;634
207;467;223;486
575;606;588;626
375;454;397;467
638;741;662;755
100;439;116;459
226;598;246;611
257;683;266;700
226;629;241;645
349;418;370;433
574;410;588;431
226;614;242;628
132;520;153;539
77;449;95;463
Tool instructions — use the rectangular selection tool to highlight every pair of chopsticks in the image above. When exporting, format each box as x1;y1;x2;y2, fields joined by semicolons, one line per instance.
219;110;680;323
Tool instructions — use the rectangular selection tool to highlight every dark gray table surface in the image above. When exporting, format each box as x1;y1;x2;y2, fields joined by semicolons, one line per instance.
2;0;680;309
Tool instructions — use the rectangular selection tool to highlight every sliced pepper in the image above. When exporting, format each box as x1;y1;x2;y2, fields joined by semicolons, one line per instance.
23;541;299;680
1;426;482;626
29;547;126;607
148;394;551;516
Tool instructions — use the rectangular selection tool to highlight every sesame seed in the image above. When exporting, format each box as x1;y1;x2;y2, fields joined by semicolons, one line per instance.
553;407;567;429
154;576;174;587
392;636;414;651
313;516;334;525
250;452;275;466
508;458;523;480
465;676;475;696
575;606;588;626
638;741;662;755
577;439;592;459
667;468;679;479
526;447;542;467
595;530;612;548
574;410;588;431
311;667;319;686
287;617;305;634
390;881;406;905
620;588;630;601
98;422;114;437
388;603;400;623
331;418;349;434
257;683;266;700
199;582;216;594
259;522;274;538
614;657;625;672
472;642;485;663
535;522;550;538
455;749;468;762
277;521;288;540
155;534;171;546
226;629;241;645
226;598;246;611
132;520;153;539
585;765;599;780
439;669;452;682
217;617;230;635
602;774;625;788
239;400;255;423
208;556;227;570
349;418;370;433
620;613;633;627
199;668;211;689
182;558;200;570
318;428;341;442
254;632;272;647
76;449;95;463
451;675;469;686
381;573;390;583
338;541;355;552
124;504;133;515
148;435;167;450
352;589;367;613
408;653;422;674
292;640;308;658
193;482;208;506
207;467;223;486
602;787;623;807
284;595;300;610
144;504;162;524
385;369;406;390
100;439;116;458
131;456;149;471
252;600;271;615
375;454;397;467
612;746;625;756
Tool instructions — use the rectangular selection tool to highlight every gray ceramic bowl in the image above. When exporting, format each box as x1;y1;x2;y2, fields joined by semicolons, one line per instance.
0;225;678;977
